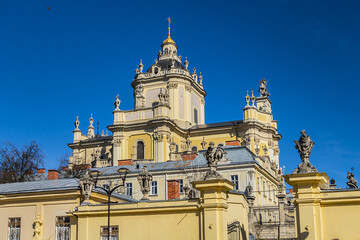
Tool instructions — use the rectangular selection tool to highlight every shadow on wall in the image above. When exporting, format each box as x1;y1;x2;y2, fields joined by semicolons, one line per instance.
300;231;309;239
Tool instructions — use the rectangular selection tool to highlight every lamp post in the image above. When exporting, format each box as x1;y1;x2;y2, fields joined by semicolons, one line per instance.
91;168;130;240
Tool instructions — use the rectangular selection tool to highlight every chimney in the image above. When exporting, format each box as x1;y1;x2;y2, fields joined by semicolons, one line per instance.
48;169;60;180
37;168;45;174
167;180;180;200
225;140;241;146
62;166;68;172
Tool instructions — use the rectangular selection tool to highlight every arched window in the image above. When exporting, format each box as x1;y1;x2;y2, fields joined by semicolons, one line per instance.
137;141;144;160
191;146;198;152
194;108;198;124
164;48;168;54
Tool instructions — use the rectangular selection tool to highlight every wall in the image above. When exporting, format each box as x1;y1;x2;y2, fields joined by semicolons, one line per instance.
285;172;360;240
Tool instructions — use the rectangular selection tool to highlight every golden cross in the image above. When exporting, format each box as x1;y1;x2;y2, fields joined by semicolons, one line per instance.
167;17;171;36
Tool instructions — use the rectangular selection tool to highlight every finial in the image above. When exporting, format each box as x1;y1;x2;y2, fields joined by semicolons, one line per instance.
167;17;171;38
245;90;250;107
74;116;80;130
250;91;255;106
139;59;144;73
184;57;189;70
199;72;203;85
96;121;100;136
114;94;121;110
89;113;94;125
101;130;105;136
193;67;196;74
106;130;108;136
135;65;139;74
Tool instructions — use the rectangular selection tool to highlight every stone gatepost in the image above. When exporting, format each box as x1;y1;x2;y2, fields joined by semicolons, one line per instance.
284;172;329;240
192;179;235;240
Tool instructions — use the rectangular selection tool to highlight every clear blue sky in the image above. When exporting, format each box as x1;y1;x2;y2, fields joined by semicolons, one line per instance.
0;0;359;188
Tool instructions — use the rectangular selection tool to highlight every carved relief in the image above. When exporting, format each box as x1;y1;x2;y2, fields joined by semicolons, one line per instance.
32;215;42;240
185;84;191;92
166;133;171;143
201;98;205;105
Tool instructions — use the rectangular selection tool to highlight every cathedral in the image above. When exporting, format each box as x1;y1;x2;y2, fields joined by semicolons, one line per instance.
68;20;283;210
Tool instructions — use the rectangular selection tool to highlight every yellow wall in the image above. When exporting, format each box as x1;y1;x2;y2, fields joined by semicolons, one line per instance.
285;172;360;240
127;133;152;159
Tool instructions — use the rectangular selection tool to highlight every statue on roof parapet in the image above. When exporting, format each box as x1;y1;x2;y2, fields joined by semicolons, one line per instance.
258;78;270;97
347;169;358;189
292;130;318;174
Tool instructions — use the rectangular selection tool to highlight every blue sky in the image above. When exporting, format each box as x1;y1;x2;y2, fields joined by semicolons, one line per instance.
0;0;359;188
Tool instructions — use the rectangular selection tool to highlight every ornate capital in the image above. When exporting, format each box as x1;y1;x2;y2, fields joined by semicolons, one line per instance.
167;82;178;89
153;132;164;142
185;84;191;92
165;133;171;143
112;137;122;147
201;98;205;105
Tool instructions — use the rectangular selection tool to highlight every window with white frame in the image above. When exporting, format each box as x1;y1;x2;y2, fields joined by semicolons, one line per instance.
100;226;118;240
151;181;158;195
230;175;239;190
56;216;70;240
126;183;132;196
179;179;184;193
8;218;21;240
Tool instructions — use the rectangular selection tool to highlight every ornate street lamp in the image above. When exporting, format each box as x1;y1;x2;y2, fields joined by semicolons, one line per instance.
91;168;130;240
137;166;152;200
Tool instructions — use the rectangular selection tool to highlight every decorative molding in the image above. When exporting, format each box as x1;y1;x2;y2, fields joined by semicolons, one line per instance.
201;98;205;105
112;137;122;147
185;84;191;92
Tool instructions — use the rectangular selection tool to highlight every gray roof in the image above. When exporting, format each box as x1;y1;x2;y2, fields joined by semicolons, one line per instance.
93;146;256;176
0;177;137;202
0;178;80;195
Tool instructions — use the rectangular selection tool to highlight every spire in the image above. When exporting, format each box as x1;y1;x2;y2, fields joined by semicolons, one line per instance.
162;17;176;45
251;91;256;107
139;59;144;73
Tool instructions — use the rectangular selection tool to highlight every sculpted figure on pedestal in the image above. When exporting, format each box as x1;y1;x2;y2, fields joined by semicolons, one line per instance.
32;214;42;240
203;142;224;180
293;130;318;174
79;170;94;204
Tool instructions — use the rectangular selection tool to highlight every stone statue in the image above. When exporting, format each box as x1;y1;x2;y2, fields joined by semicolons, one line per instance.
32;214;42;240
135;84;144;96
114;94;121;110
245;184;253;197
137;166;153;200
293;130;318;174
258;78;270;97
79;170;94;204
346;171;358;188
203;142;224;180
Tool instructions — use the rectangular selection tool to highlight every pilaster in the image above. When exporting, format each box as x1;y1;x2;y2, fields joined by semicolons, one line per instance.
285;172;330;240
192;179;235;240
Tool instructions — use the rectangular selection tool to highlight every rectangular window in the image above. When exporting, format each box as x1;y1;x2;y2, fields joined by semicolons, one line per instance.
179;179;184;193
231;175;239;190
151;181;158;195
257;177;259;192
8;218;21;240
100;226;118;240
268;185;271;198
126;183;132;196
56;216;70;240
263;181;266;196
